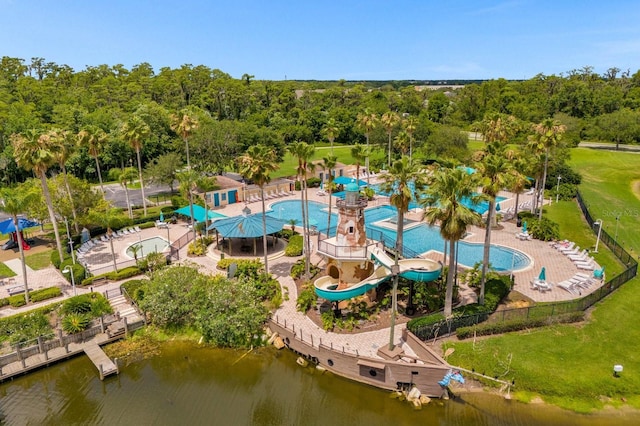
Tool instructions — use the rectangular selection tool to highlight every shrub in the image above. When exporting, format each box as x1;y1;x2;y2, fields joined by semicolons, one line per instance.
307;177;321;188
321;310;335;330
122;279;147;303
30;287;62;303
51;250;70;269
290;258;320;279
285;235;303;257
61;295;93;315
456;312;584;339
296;283;317;312
138;221;156;230
60;260;86;285
171;195;189;208
275;229;297;241
407;312;446;329
529;217;560;241
7;295;27;308
187;238;210;256
62;313;91;334
110;266;142;281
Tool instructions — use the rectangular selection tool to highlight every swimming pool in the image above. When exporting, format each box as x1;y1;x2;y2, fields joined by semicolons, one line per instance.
268;200;530;272
126;236;169;258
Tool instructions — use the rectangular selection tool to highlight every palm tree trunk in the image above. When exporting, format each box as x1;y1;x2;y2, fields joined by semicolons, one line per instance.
124;185;132;218
326;177;333;237
188;189;196;241
13;216;30;304
261;186;269;273
94;156;105;194
479;199;495;305
388;134;392;168
108;230;118;272
136;148;147;216
514;192;520;219
302;177;311;279
444;238;457;317
388;272;399;351
62;166;80;233
40;172;64;264
539;151;549;220
365;135;370;186
184;137;191;170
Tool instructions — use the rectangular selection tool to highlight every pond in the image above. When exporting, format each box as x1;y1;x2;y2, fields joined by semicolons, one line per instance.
0;341;637;425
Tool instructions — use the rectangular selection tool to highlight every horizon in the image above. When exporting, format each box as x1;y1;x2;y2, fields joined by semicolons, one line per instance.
1;1;640;81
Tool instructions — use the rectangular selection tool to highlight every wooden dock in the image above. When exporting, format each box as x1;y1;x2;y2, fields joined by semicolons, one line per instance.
83;342;119;380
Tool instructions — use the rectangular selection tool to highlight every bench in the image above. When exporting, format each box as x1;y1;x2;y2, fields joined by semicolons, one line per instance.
7;286;32;296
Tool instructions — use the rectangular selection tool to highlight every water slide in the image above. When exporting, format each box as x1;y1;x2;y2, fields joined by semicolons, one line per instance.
370;246;442;282
313;247;443;302
314;266;391;302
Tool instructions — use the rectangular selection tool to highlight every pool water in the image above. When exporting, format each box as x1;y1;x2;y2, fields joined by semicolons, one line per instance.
268;200;530;272
126;236;169;258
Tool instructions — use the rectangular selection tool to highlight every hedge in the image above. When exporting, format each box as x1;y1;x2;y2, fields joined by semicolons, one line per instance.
456;311;584;339
4;286;65;307
285;235;303;256
60;260;86;284
81;266;142;286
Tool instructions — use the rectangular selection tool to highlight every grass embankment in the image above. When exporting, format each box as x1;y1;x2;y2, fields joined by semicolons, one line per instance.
25;250;53;270
0;263;17;277
445;147;640;413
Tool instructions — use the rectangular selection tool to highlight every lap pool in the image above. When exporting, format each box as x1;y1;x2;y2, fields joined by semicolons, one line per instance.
268;200;531;272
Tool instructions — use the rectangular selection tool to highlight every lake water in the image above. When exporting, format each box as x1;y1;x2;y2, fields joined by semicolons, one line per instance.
1;341;638;425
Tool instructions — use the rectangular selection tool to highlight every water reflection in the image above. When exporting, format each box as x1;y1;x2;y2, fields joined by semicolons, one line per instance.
0;341;639;425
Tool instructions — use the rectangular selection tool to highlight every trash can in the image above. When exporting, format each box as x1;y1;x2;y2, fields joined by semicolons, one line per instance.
516;217;522;227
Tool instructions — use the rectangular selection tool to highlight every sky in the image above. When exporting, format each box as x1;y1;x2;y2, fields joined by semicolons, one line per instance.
2;0;640;81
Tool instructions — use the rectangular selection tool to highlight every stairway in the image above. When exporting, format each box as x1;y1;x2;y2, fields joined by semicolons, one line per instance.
108;293;143;323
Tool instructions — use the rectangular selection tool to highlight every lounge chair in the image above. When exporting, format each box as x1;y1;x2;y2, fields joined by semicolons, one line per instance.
568;250;589;261
134;226;141;233
558;280;580;295
576;261;595;271
559;243;578;254
120;228;130;235
100;235;110;242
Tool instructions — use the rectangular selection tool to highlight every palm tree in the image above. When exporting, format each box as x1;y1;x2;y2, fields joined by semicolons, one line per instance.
288;141;316;279
321;154;337;236
170;111;199;170
505;149;529;219
177;169;201;241
118;167;139;219
238;145;279;273
50;128;80;233
11;130;65;264
422;167;482;316
529;118;566;220
381;111;400;168
121;115;151;216
379;157;425;350
403;116;418;164
350;143;368;183
88;204;122;273
474;142;515;304
394;131;411;157
0;186;38;304
323;118;339;156
356;109;378;185
77;126;108;194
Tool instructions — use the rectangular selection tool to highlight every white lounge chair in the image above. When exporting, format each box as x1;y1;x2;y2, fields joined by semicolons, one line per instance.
558;280;579;295
559;244;579;254
568;250;589;261
134;226;141;233
576;261;595;271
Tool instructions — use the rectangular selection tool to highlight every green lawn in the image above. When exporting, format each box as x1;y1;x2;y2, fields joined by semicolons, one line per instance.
25;250;53;270
0;262;17;277
445;147;640;412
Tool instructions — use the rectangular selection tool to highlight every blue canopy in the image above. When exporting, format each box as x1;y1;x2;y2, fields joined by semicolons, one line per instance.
0;217;39;234
333;176;367;186
207;213;287;238
174;205;227;223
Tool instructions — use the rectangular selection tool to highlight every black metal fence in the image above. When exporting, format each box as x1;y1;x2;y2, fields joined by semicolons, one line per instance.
412;191;638;341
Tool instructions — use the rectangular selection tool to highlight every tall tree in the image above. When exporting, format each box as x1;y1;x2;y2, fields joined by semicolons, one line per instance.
121;115;151;216
77;126;108;194
529;118;566;219
381;111;400;167
379;157;426;349
350;143;368;184
238;145;279;273
49;128;80;233
170;110;199;170
355;109;378;184
422;167;482;316
177;169;202;241
322;118;339;156
403;116;418;163
11;130;65;263
288;141;316;279
118;167;139;219
0;185;38;304
321;154;337;236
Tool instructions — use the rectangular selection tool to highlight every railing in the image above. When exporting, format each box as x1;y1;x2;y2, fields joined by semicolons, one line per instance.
316;239;374;259
336;196;369;209
168;230;195;261
411;190;638;341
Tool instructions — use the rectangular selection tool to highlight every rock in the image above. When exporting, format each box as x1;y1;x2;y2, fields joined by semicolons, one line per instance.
267;332;279;345
272;336;285;349
419;395;431;405
296;357;309;367
407;386;421;401
316;365;326;373
411;399;422;410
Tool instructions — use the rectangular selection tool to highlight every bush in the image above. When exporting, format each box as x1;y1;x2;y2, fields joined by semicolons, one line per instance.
456;312;584;339
187;237;210;256
7;295;27;308
138;221;156;230
321;310;335;330
275;229;297;241
285;235;303;257
60;260;86;285
307;177;321;188
171;195;189;208
529;217;560;241
62;313;91;334
290;258;320;279
296;283;317;312
30;287;62;303
407;312;446;329
61;295;93;315
122;279;148;303
51;250;71;269
80;266;142;286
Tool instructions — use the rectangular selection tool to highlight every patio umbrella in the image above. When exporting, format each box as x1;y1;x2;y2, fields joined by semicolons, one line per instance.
496;203;501;212
522;221;528;233
0;217;39;234
160;211;164;222
538;267;546;281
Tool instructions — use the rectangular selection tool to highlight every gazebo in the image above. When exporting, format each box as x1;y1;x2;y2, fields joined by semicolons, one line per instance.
207;206;287;256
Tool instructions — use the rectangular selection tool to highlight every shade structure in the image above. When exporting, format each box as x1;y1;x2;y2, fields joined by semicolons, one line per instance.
538;267;546;281
0;217;39;234
207;213;287;238
333;176;367;186
174;205;227;223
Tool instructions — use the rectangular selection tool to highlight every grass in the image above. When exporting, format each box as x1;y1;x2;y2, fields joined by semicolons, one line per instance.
0;262;17;277
444;147;640;412
25;250;53;270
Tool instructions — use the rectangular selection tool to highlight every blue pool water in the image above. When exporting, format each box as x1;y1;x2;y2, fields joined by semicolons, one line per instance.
268;200;530;272
126;236;169;258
